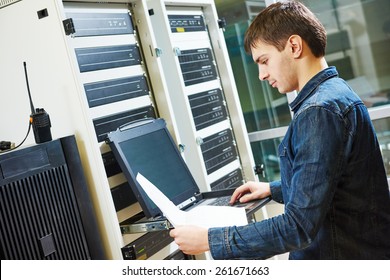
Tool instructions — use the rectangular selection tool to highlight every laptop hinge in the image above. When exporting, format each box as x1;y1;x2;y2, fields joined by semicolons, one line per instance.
177;196;197;209
194;192;203;200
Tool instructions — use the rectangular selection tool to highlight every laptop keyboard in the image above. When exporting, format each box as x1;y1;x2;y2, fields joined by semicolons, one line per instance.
208;196;231;206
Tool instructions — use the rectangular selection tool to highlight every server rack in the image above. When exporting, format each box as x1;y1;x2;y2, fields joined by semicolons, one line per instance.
143;0;258;194
61;0;180;259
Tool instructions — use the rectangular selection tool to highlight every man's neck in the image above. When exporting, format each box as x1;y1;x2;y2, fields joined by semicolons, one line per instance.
297;57;328;91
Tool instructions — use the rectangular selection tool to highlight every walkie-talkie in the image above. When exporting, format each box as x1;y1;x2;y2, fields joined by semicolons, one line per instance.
23;61;52;144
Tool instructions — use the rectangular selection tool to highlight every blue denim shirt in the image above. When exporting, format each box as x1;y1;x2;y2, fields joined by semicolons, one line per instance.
208;67;390;259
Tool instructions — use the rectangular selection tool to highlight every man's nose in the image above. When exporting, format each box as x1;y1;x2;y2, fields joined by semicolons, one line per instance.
258;65;268;81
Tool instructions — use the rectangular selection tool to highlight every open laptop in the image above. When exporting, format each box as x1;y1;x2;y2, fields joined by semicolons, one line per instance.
106;118;269;221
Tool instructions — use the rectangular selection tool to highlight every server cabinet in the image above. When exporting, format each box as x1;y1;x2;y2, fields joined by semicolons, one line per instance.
61;0;183;259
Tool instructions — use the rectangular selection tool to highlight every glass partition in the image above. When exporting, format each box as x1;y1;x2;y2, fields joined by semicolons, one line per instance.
301;0;390;109
250;137;283;182
218;1;292;133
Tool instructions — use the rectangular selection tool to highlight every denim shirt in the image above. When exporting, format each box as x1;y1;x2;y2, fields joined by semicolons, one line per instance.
208;67;390;259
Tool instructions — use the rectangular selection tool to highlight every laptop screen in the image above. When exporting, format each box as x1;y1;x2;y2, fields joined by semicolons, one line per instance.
107;118;200;218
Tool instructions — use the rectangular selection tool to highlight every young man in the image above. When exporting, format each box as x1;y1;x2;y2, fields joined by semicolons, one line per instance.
169;1;390;259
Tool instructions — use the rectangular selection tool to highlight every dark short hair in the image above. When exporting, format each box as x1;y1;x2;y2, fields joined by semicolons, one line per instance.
244;1;327;57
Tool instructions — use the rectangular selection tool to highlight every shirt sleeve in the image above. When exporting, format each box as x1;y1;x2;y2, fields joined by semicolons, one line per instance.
269;180;283;203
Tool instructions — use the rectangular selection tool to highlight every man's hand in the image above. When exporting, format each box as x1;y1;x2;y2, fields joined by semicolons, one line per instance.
230;181;271;204
169;225;209;255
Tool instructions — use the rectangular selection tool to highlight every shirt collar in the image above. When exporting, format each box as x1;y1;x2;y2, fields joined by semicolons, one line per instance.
289;66;338;112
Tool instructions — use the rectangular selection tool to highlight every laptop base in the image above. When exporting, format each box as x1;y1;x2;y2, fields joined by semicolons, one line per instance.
120;196;271;234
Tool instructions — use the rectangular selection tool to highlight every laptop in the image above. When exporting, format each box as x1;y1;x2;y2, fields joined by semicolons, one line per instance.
106;118;269;221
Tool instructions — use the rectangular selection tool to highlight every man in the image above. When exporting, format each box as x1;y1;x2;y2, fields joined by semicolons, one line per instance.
170;1;390;259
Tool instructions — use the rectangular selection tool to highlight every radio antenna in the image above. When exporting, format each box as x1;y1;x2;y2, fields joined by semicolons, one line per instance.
23;61;35;115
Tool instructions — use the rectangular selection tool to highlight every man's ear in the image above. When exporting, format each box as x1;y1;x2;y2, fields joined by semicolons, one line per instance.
287;35;303;58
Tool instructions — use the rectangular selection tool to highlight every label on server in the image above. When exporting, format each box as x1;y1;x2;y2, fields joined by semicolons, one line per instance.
93;106;155;142
168;14;206;33
66;12;134;37
188;88;228;130
84;75;149;108
75;44;141;72
201;129;238;174
210;169;244;191
178;48;217;86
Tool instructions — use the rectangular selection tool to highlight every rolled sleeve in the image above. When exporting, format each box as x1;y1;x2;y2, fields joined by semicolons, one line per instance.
208;227;233;259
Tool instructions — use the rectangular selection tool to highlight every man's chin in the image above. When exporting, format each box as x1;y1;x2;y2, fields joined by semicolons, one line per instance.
277;87;292;94
278;89;287;94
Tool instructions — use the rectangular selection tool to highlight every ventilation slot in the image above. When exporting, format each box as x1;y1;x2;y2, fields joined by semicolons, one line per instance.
0;0;22;9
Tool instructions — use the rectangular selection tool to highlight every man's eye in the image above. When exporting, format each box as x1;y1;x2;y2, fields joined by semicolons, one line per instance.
261;60;268;65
